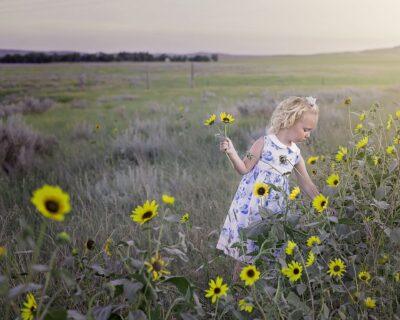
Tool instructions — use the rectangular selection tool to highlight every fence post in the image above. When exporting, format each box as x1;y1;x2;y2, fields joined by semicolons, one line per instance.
189;61;194;88
145;64;150;90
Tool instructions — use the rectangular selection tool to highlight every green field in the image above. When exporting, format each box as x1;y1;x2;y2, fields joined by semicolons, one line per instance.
1;49;400;319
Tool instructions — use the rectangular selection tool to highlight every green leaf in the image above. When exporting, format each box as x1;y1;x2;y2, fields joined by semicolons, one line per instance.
128;311;147;320
372;199;389;210
161;276;193;297
92;306;112;320
296;283;307;296
389;159;398;173
8;283;42;299
163;214;181;222
44;308;67;320
67;310;86;320
163;247;189;262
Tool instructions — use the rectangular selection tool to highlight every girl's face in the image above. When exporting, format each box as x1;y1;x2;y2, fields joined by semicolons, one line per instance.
289;111;318;143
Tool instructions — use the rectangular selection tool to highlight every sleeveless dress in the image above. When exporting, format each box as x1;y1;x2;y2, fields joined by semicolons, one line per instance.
216;134;301;262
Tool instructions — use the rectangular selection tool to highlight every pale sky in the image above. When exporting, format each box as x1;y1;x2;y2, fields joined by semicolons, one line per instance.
1;0;400;55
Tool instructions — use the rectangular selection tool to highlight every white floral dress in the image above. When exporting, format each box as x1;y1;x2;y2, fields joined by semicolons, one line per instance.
216;134;301;262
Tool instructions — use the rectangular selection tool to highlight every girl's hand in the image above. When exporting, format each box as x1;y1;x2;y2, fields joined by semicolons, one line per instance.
220;137;235;155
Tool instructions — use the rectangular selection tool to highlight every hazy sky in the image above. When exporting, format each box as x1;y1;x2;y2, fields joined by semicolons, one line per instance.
1;0;400;55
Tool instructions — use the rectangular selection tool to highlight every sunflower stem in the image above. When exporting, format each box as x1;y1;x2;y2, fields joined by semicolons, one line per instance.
27;220;47;283
213;298;219;320
298;251;315;320
252;285;267;320
36;250;58;317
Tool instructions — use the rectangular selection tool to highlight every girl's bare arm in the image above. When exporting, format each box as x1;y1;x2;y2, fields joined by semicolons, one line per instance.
220;137;264;175
294;155;319;198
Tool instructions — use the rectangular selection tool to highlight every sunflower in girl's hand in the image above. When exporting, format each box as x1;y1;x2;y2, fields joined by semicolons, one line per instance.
220;112;235;124
204;114;216;126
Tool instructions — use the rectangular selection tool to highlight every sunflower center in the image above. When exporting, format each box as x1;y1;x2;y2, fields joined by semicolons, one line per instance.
334;266;341;272
152;261;162;272
247;269;255;278
293;268;299;275
311;160;315;164
142;211;153;219
361;275;367;280
214;287;221;294
333;180;338;185
31;306;36;311
45;200;59;213
258;187;266;195
223;117;229;122
321;201;326;207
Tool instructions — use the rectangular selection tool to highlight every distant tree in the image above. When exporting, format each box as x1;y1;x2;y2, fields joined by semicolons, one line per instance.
0;51;217;63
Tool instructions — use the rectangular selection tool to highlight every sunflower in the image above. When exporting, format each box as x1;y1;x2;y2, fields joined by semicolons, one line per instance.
344;97;352;106
386;145;395;155
354;123;363;133
56;231;71;243
238;299;253;313
86;239;95;250
387;115;393;130
204;114;217;126
21;293;37;320
364;297;376;309
161;194;175;205
393;136;400;145
180;213;190;223
204;276;229;303
144;253;170;281
285;240;297;255
240;265;260;286
104;238;112;257
307;156;319;165
335;146;348;162
312;194;328;213
253;182;270;198
306;236;321;247
327;258;346;278
31;185;71;222
0;246;7;258
394;271;400;282
131;200;158;225
311;169;317;175
396;110;400;120
356;136;368;150
281;261;303;283
219;112;235;124
326;174;340;187
378;253;389;265
95;123;101;130
305;251;316;267
372;155;381;166
288;186;300;200
359;112;366;121
358;271;371;282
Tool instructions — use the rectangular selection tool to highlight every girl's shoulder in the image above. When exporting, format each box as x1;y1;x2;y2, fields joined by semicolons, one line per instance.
264;134;301;155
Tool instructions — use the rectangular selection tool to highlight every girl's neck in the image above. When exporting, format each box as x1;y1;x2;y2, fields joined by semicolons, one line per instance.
275;131;293;147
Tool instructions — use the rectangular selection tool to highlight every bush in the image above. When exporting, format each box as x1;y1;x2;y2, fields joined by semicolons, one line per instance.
0;116;57;174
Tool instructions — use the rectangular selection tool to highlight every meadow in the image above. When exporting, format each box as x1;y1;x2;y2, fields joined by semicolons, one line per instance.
0;48;400;319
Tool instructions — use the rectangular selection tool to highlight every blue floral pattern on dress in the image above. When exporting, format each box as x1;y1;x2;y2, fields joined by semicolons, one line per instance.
216;134;301;262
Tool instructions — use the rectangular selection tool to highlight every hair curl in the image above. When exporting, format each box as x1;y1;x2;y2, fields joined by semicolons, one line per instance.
268;96;319;134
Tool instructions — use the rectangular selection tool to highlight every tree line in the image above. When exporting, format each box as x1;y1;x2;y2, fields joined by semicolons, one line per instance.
0;51;218;63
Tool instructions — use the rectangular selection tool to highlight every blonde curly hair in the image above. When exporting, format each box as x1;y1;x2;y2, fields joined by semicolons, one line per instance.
268;96;319;134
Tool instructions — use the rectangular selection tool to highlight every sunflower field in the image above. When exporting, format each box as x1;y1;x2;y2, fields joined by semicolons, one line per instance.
1;56;400;319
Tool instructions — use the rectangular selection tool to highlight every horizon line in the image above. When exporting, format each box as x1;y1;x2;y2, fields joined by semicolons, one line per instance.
1;44;399;58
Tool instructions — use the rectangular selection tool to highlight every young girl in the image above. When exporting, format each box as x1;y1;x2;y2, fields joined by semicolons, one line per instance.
216;96;320;277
